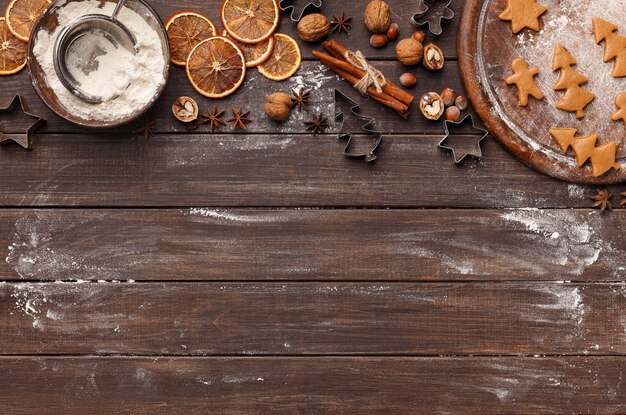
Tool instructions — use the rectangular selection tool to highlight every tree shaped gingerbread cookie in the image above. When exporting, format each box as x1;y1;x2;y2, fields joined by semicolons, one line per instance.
613;93;626;130
592;17;626;78
499;0;547;34
550;128;620;177
505;58;544;106
552;44;595;119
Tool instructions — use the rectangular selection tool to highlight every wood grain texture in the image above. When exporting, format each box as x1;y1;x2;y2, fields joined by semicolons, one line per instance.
0;134;611;208
2;356;626;414
0;209;622;281
1;282;624;355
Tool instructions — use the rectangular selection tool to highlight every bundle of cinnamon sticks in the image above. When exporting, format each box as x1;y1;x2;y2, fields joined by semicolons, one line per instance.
313;39;414;119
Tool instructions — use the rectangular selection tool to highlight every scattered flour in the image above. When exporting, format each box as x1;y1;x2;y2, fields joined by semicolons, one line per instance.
32;0;166;121
500;209;602;275
482;0;626;164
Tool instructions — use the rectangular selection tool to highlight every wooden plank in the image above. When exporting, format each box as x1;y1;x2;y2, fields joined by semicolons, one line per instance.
1;62;467;135
0;134;606;207
1;282;625;355
1;209;622;281
1;356;625;414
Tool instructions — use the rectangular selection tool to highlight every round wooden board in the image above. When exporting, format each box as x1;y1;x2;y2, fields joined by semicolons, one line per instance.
458;0;626;184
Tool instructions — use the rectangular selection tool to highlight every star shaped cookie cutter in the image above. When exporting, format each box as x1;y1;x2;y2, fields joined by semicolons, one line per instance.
334;89;383;162
438;114;489;163
279;0;322;23
0;95;46;150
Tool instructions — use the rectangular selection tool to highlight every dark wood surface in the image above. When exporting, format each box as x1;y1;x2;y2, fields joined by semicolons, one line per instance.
1;0;625;413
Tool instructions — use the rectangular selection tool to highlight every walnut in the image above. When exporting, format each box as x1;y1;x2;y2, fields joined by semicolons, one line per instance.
364;0;391;34
264;92;293;121
396;38;424;66
423;43;445;71
172;96;198;123
420;92;444;121
297;13;330;43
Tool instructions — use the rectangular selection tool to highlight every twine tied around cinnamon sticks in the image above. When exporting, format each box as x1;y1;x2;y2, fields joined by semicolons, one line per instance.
313;40;414;119
344;50;387;94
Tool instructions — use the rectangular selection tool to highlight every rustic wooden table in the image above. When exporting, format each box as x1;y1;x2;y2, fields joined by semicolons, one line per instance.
1;0;625;413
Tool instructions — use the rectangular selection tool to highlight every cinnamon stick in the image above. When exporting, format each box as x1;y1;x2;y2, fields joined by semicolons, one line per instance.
330;64;409;119
322;40;414;107
312;50;409;118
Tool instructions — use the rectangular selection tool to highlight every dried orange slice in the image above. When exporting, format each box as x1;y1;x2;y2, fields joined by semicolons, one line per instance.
166;11;217;67
186;36;246;98
222;29;274;68
0;17;27;75
258;33;301;81
221;0;279;44
5;0;51;42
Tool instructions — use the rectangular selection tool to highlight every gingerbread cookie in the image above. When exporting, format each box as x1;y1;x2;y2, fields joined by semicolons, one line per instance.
550;128;620;177
499;0;547;34
505;57;544;106
612;93;626;130
592;17;626;78
552;44;595;119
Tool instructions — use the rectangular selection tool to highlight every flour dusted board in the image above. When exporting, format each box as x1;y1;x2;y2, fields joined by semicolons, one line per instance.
459;0;626;184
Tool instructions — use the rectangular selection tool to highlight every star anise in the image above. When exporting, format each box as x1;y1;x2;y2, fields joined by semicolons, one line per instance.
292;88;311;112
591;189;612;213
331;12;352;35
228;108;251;131
190;106;226;132
621;191;626;207
305;113;329;136
132;117;156;140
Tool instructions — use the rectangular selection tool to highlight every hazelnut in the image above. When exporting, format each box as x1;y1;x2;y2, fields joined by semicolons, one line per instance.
172;96;198;123
264;92;293;121
386;23;399;41
412;30;426;43
364;0;391;34
423;43;445;71
441;88;457;107
420;92;444;121
297;13;330;42
455;95;468;111
445;106;461;122
370;34;388;48
396;38;423;66
399;73;417;87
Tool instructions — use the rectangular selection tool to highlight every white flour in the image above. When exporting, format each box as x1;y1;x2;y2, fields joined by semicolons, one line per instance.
488;0;626;155
32;0;166;121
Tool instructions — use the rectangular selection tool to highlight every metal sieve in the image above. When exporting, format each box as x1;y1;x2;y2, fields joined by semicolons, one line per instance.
52;0;137;104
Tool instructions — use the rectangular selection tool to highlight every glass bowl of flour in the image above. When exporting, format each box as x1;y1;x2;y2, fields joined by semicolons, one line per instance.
28;0;170;128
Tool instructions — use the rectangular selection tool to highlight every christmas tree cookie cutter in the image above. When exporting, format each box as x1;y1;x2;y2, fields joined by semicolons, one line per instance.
279;0;322;23
334;89;382;162
0;95;46;150
411;0;454;36
438;114;488;163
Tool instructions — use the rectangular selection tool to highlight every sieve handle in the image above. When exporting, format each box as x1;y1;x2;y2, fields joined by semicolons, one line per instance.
111;0;126;20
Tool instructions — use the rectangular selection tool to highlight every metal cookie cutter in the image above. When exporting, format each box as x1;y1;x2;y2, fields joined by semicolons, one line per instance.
334;89;382;163
279;0;322;23
0;95;46;150
411;0;454;36
438;114;488;164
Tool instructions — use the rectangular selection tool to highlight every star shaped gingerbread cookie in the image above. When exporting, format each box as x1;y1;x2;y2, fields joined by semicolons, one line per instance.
499;0;547;34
